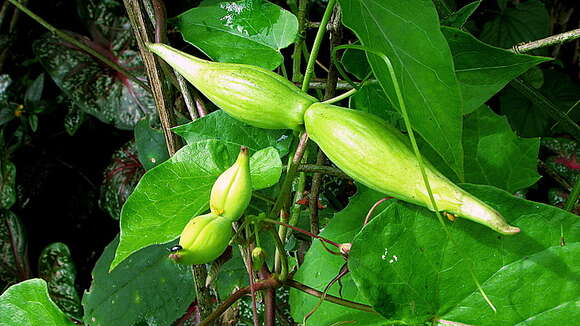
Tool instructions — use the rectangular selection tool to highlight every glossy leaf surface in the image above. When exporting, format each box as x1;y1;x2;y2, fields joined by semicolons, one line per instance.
340;0;464;179
443;27;550;114
177;0;298;70
83;236;194;326
111;140;282;270
463;106;540;192
172;110;292;156
349;184;579;325
0;279;76;326
134;119;169;170
38;243;82;319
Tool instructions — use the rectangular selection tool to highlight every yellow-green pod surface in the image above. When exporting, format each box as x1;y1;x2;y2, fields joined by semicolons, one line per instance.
147;43;318;130
210;146;252;221
170;213;233;265
304;103;519;235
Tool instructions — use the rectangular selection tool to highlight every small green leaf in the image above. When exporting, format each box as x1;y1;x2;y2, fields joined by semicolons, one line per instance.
63;105;85;137
24;74;44;106
111;139;282;270
480;0;549;55
134;119;169;170
441;0;481;28
38;243;82;319
463;106;540;192
82;236;195;326
340;0;464;179
289;186;389;325
340;46;371;81
172;110;292;156
28;115;38;132
248;147;282;190
443;27;550;114
0;74;11;102
176;0;298;70
0;210;30;289
349;184;579;325
0;278;76;326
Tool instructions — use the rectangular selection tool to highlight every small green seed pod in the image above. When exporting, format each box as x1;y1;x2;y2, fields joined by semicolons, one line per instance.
210;146;252;221
169;213;233;265
251;247;266;272
304;103;520;235
147;43;318;130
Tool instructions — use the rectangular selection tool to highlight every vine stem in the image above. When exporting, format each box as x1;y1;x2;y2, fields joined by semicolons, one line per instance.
564;175;580;212
510;28;580;54
285;280;376;313
6;0;151;94
263;218;342;249
297;164;350;179
301;0;337;92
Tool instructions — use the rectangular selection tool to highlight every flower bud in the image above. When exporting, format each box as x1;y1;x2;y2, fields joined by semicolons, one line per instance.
169;213;233;265
251;247;266;271
304;103;520;235
147;43;318;130
210;146;252;221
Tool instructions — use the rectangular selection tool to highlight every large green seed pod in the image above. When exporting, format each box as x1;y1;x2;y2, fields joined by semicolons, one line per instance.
147;43;318;130
210;146;252;221
304;103;520;235
169;213;233;265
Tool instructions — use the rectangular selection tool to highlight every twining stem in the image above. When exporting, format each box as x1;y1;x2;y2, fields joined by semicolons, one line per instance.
6;0;151;93
286;280;376;313
323;88;357;104
564;175;580;212
264;218;342;249
301;0;337;92
511;28;580;54
297;164;351;179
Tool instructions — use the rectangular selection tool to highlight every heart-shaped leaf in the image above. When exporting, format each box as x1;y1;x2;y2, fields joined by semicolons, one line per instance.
177;0;298;70
348;184;579;325
111;140;282;270
0;278;76;326
83;236;195;326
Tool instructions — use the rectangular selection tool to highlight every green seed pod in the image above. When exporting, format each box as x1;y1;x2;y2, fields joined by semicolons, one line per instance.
169;213;233;265
147;43;318;130
304;103;520;235
210;146;252;221
251;247;266;272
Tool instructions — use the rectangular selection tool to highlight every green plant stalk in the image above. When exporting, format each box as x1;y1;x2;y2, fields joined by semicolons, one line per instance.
292;0;309;83
301;0;337;92
323;88;357;104
564;176;580;211
6;0;151;94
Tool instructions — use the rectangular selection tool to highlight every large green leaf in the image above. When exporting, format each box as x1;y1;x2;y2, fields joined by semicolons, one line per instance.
111;140;282;270
0;278;76;326
83;236;194;326
172;110;292;156
441;1;481;28
134;119;169;171
0;210;30;290
176;0;298;70
340;0;464;179
480;0;549;54
349;184;579;325
443;27;550;114
38;243;82;319
289;186;389;325
463;106;540;192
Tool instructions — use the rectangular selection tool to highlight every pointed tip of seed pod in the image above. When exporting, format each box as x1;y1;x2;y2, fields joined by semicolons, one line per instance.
501;225;521;235
240;145;249;154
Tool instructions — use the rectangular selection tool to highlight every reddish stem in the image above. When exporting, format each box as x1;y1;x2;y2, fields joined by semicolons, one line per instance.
363;197;393;226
